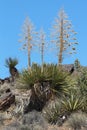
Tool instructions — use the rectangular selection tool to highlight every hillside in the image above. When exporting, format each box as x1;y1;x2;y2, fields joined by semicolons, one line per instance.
0;63;87;130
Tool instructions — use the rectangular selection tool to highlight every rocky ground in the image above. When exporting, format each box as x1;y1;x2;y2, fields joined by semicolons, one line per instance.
0;78;86;130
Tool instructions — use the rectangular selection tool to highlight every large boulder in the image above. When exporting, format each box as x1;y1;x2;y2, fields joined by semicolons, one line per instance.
62;64;74;74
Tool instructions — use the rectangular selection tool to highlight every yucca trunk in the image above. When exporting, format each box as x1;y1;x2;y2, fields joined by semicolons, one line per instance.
10;67;18;78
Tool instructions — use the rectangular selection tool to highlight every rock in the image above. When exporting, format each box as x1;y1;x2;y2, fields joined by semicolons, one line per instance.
24;92;46;113
0;92;15;111
62;64;74;74
0;78;4;85
0;83;11;91
5;88;11;93
8;89;31;115
4;77;10;83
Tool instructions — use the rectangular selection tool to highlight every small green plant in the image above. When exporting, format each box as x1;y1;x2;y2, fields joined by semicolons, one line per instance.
67;112;87;130
74;59;81;71
61;90;84;113
5;57;18;77
5;57;18;68
43;99;65;125
77;67;87;112
78;67;87;86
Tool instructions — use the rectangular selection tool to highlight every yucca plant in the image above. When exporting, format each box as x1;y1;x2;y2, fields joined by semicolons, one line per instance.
18;63;70;112
18;64;46;89
5;57;19;78
43;100;64;125
31;63;47;83
18;70;34;89
51;71;68;95
74;59;81;71
18;63;70;96
61;90;85;113
38;63;69;96
76;67;87;112
47;65;70;97
78;67;87;85
18;64;51;112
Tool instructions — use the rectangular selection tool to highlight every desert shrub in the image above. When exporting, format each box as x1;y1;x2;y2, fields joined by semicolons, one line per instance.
77;67;87;112
5;57;19;78
78;67;87;92
66;112;87;130
19;124;46;130
1;126;18;130
43;88;85;125
61;90;85;113
1;111;47;130
21;111;48;130
43;98;67;125
74;59;81;71
18;63;69;95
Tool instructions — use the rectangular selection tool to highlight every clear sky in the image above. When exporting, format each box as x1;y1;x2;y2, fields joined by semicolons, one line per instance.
0;0;87;78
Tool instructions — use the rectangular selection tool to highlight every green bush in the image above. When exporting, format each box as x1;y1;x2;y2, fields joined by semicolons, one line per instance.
43;98;66;125
61;90;85;113
5;57;18;68
18;63;69;96
77;67;87;112
21;111;48;130
43;89;85;125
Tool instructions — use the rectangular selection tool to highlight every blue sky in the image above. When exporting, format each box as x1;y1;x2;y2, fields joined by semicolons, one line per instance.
0;0;87;78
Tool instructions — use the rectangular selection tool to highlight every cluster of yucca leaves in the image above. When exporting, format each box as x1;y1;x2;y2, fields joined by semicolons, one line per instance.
61;90;85;112
18;63;69;95
5;57;18;77
5;57;18;68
